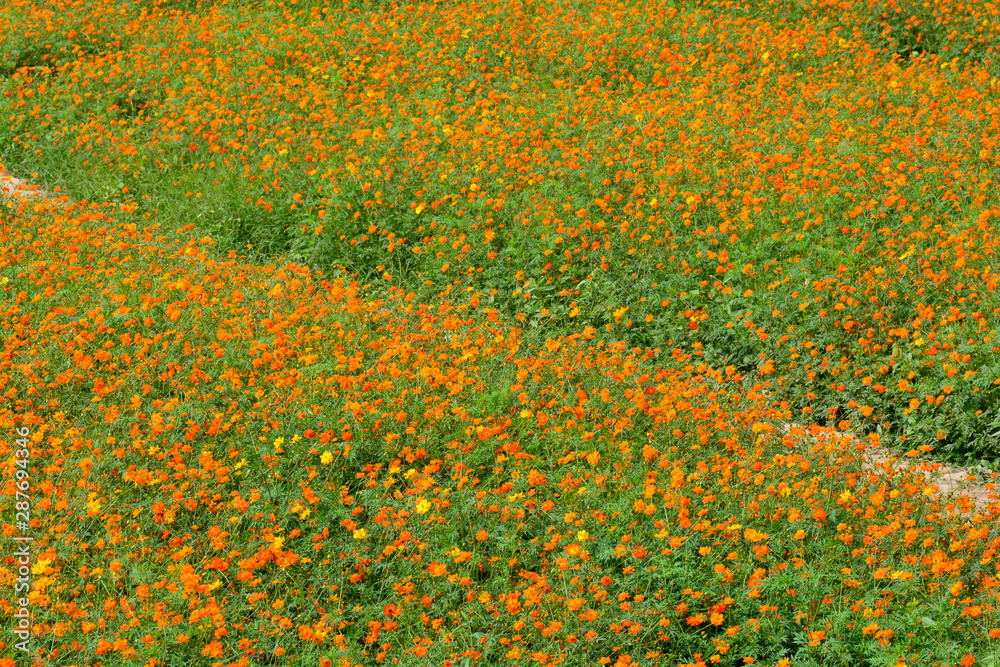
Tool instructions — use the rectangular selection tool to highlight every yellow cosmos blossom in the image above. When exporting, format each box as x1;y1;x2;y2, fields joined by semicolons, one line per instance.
31;557;53;576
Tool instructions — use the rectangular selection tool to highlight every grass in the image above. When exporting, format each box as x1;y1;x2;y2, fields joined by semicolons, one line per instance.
2;0;1000;665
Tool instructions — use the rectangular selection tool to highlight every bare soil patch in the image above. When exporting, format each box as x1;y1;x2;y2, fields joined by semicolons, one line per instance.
776;418;1000;520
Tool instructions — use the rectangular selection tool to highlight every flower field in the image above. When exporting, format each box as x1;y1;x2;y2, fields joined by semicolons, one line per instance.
2;0;1000;665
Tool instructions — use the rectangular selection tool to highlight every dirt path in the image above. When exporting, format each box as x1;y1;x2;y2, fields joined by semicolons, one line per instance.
4;168;999;520
770;406;1000;521
1;170;70;203
1;166;207;270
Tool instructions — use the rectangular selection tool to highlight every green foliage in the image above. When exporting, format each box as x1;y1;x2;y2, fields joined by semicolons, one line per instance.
854;0;1000;65
4;0;1000;660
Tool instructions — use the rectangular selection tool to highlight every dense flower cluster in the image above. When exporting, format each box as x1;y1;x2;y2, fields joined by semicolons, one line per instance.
4;0;1000;454
2;0;1000;665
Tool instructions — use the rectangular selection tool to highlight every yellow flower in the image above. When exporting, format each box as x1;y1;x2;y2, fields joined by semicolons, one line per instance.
31;557;52;576
415;498;431;514
353;528;367;539
320;451;333;465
